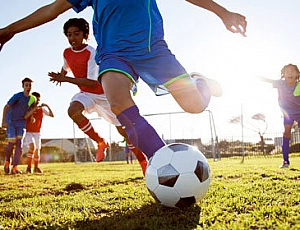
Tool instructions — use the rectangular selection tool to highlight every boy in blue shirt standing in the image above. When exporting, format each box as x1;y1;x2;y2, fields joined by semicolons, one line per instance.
2;77;36;174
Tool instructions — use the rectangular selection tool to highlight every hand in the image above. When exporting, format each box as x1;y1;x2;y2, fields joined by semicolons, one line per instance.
221;10;247;37
30;116;36;123
0;28;14;51
48;72;65;86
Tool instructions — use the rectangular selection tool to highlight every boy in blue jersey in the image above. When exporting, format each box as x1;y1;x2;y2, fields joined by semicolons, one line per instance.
260;64;300;168
2;77;36;174
0;0;247;160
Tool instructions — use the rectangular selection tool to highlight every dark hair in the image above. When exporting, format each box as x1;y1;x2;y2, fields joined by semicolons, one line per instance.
63;18;89;38
22;77;33;85
281;64;300;80
32;92;40;98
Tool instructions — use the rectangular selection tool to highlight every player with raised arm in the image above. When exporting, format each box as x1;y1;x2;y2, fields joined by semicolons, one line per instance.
0;0;247;160
260;64;300;168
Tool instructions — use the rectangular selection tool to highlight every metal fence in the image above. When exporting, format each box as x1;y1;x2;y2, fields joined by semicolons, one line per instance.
165;132;287;161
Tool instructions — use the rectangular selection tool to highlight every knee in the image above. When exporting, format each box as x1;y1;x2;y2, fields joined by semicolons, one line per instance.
34;150;40;156
16;138;22;147
184;107;205;114
116;126;128;138
179;103;206;114
283;132;291;138
110;101;134;116
283;126;292;138
29;143;35;152
68;105;81;120
171;90;207;114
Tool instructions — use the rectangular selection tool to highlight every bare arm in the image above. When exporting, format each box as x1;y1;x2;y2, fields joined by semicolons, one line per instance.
257;76;276;84
0;0;73;51
185;0;247;37
24;104;38;120
2;104;10;128
48;70;98;88
41;104;55;118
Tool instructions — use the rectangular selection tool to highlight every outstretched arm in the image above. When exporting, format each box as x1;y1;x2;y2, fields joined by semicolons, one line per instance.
257;76;276;84
185;0;247;37
0;0;73;51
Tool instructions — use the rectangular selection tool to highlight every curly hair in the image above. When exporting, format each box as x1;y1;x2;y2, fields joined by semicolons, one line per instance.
63;18;89;38
281;64;300;80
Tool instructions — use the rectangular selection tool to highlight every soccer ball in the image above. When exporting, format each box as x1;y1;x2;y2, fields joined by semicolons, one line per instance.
145;143;211;208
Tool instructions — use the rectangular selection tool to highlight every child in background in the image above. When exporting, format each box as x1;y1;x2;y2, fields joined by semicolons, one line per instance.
260;64;300;168
125;145;133;165
48;18;148;173
23;92;54;174
2;77;36;174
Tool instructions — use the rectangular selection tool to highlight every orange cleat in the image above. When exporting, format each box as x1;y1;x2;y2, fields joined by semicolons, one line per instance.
96;141;109;162
12;167;22;175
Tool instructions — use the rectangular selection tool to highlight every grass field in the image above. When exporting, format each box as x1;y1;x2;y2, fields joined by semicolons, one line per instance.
0;154;299;230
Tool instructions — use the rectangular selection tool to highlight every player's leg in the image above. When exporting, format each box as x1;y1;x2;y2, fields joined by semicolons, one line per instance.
10;124;24;174
137;41;222;114
101;71;165;158
4;140;15;174
33;149;43;173
26;142;35;174
33;134;43;173
4;124;16;174
125;151;129;164
116;125;148;175
68;100;108;162
280;123;292;168
23;132;34;173
12;137;23;174
166;74;222;114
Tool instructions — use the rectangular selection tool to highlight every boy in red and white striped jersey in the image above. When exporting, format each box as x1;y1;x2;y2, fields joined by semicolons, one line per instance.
24;92;54;173
48;18;148;174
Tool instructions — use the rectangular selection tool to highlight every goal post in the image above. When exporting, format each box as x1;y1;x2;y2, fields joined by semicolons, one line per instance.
143;110;220;161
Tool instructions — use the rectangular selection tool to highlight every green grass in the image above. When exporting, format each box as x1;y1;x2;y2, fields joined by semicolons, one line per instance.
0;155;299;230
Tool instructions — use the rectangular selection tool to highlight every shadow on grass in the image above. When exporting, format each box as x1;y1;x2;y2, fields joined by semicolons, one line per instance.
57;203;202;230
2;179;202;230
1;176;145;202
63;180;202;229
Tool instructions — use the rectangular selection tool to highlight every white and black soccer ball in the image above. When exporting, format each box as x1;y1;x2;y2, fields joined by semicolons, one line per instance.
145;143;211;208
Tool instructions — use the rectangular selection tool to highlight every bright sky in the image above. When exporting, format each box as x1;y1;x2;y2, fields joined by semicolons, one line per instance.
1;0;300;144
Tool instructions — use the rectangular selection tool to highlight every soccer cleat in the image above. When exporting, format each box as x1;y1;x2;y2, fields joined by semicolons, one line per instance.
96;141;109;162
190;72;223;97
11;167;22;175
4;161;10;174
139;159;148;176
34;167;43;173
4;166;10;174
279;161;289;169
26;167;33;174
